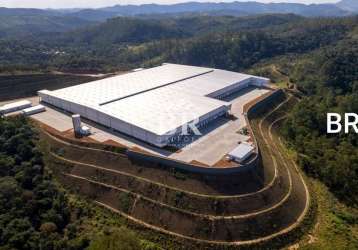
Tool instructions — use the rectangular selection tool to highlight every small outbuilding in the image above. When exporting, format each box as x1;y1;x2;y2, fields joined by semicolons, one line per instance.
227;143;255;163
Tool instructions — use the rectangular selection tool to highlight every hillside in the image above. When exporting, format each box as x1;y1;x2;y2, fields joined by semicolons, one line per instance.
0;116;160;250
55;17;187;45
0;1;355;40
0;14;305;72
248;21;358;204
0;8;94;39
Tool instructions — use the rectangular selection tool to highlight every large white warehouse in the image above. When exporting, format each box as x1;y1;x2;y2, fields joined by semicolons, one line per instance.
38;64;269;147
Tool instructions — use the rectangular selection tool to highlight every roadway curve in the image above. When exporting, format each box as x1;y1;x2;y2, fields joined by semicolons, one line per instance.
44;98;292;216
42;93;310;248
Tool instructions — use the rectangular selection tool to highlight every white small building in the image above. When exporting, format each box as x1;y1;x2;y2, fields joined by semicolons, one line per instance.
228;143;255;163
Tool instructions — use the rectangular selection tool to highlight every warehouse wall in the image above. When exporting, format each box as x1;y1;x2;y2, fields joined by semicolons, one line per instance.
37;75;266;149
127;149;259;175
39;90;167;147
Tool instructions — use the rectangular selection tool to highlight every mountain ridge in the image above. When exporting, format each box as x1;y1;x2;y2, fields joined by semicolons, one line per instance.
0;1;356;39
337;0;358;12
98;1;351;17
0;1;356;23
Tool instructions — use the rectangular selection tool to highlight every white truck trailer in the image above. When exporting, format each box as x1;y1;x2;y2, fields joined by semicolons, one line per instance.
0;100;32;115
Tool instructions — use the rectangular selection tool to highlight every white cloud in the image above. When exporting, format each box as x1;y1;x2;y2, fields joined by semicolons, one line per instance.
0;0;341;9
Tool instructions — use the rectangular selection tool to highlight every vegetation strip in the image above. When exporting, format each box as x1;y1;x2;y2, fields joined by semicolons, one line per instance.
58;152;292;219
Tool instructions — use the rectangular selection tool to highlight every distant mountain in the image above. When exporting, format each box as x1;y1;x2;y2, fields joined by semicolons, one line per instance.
0;7;55;16
37;14;302;49
337;0;358;12
0;8;94;38
66;9;119;21
0;1;355;40
53;17;187;46
98;2;350;18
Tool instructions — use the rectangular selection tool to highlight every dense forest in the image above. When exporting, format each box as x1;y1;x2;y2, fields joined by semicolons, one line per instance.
0;117;159;249
0;116;75;249
249;24;358;204
280;34;358;204
0;14;306;72
0;14;356;73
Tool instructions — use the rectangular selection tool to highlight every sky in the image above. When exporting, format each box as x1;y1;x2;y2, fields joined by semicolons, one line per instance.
0;0;341;9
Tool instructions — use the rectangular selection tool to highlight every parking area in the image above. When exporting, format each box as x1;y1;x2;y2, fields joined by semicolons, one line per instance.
28;87;270;166
170;87;270;166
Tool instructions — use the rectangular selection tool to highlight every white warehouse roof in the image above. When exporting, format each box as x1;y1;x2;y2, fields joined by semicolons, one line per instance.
39;63;269;147
52;64;213;106
101;86;230;135
168;69;252;97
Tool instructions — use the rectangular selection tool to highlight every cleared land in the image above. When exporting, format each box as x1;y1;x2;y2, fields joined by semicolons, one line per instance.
33;86;270;166
39;90;311;248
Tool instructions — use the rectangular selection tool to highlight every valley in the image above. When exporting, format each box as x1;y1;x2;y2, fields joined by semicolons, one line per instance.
0;1;357;249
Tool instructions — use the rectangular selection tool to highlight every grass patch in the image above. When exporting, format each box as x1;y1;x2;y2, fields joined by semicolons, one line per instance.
118;193;133;213
65;195;163;249
296;180;358;250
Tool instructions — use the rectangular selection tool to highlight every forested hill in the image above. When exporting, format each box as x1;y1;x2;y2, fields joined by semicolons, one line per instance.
0;0;356;33
0;0;356;39
0;8;94;39
279;29;358;204
248;18;358;204
8;13;349;73
47;14;303;46
51;17;187;46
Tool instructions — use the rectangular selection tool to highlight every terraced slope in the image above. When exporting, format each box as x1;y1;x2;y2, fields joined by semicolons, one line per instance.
40;91;311;248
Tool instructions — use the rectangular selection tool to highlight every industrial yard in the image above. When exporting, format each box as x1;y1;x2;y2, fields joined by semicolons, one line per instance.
37;64;269;148
0;63;271;167
39;89;311;248
0;64;311;249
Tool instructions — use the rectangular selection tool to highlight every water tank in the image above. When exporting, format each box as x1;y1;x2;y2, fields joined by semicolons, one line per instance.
72;114;82;136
